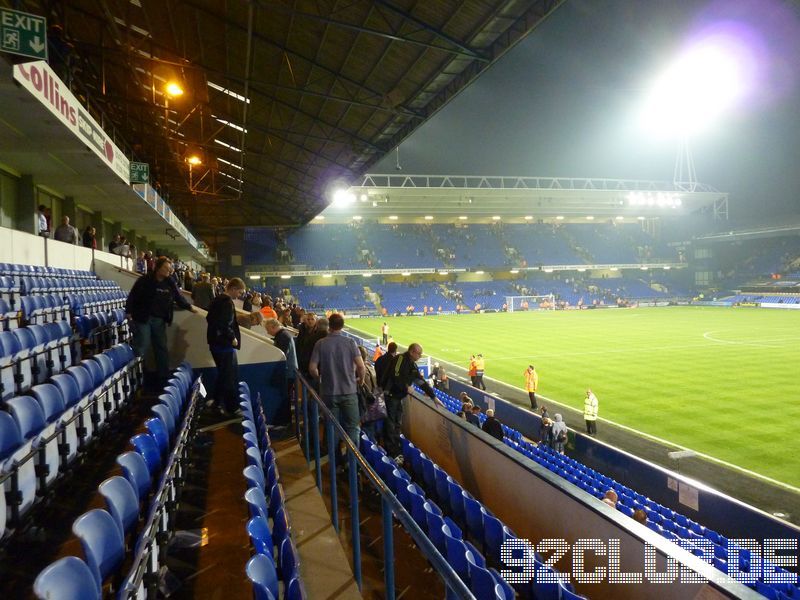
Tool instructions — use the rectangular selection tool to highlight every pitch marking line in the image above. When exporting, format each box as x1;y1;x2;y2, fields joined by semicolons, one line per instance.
702;330;797;349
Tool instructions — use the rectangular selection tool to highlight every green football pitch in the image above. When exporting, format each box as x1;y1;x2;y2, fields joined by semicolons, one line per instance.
352;306;800;488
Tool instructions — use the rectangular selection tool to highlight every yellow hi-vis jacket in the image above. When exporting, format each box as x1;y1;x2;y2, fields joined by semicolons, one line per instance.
475;357;485;373
524;368;538;392
584;393;598;421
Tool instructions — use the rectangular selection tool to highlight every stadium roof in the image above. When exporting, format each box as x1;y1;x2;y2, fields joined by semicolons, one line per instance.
15;0;564;238
311;173;729;224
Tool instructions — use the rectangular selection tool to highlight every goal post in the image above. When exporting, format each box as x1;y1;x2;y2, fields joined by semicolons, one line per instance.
505;294;556;312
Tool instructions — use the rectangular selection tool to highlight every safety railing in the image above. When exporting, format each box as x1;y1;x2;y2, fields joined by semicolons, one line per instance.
293;372;475;600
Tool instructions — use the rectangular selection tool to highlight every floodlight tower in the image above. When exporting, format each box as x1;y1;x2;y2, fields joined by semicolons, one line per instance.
674;137;697;192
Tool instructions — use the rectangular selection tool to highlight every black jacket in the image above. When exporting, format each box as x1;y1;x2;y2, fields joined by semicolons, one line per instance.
482;416;505;441
126;273;192;325
380;351;436;400
373;351;395;389
206;294;241;349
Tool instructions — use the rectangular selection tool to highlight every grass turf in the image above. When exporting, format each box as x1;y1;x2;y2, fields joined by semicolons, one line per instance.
353;306;800;488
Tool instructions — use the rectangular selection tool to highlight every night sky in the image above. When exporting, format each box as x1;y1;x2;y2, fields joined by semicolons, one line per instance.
373;0;800;223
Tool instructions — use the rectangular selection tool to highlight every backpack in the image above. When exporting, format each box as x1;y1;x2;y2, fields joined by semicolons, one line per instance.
556;429;568;443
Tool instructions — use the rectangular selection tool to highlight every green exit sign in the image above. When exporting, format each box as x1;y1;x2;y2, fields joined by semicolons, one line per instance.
130;162;150;184
0;8;47;61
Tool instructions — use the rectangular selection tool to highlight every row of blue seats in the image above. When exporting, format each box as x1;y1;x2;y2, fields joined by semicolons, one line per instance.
1;322;78;401
429;385;799;597
32;364;199;599
0;264;95;281
397;437;584;600
0;277;119;308
241;384;305;600
1;343;141;539
436;392;522;442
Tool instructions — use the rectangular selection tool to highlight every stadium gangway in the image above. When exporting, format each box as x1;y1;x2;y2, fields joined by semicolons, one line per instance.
293;372;476;600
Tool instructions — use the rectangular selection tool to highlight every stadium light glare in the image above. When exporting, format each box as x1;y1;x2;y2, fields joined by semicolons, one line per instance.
586;216;594;220
424;215;434;220
610;267;619;271
439;270;449;275
165;81;184;97
352;215;362;220
458;216;468;220
510;269;519;274
475;270;485;275
616;216;625;221
492;216;501;221
360;194;368;202
389;215;398;220
332;188;356;207
639;31;758;138
314;215;325;220
401;272;411;276
322;274;332;278
248;275;260;280
637;216;646;221
664;266;672;270
556;215;565;220
280;274;291;279
362;273;372;277
524;216;534;220
543;268;554;273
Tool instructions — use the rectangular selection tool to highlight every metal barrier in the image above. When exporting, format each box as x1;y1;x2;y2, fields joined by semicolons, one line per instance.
293;372;476;600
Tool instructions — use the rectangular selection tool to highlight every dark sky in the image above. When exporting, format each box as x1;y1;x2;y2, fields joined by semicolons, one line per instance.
373;0;800;223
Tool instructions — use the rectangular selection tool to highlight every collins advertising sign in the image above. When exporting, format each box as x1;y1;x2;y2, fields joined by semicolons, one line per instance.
13;61;130;184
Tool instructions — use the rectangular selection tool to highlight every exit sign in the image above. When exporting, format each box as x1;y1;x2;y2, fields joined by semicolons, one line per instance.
130;162;150;184
0;8;47;61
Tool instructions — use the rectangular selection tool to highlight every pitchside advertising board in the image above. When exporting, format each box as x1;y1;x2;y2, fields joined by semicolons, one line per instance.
13;61;131;185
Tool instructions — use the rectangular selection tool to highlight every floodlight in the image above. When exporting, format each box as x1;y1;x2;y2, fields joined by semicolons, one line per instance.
360;194;368;202
332;188;356;207
165;81;184;97
639;30;758;137
186;155;202;166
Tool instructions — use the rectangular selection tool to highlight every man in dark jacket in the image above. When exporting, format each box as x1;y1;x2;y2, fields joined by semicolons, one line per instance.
373;342;397;390
126;256;194;385
379;343;438;462
205;277;246;414
481;409;505;441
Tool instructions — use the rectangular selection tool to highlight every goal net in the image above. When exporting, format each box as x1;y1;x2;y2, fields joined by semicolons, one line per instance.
505;295;556;312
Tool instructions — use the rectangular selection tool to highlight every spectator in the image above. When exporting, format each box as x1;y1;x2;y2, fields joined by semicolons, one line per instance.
192;273;215;310
279;307;292;327
633;509;648;525
265;317;298;427
540;416;553;447
380;342;438;463
432;362;448;392
205;278;247;415
144;251;155;273
135;251;147;274
481;409;505;441
551;413;567;453
309;313;365;448
183;269;194;292
601;489;618;508
474;354;486;390
458;391;473;405
53;215;80;244
584;388;599;435
260;298;278;320
466;404;482;427
524;365;539;409
373;341;397;389
82;225;96;249
242;292;253;313
381;322;389;345
298;316;328;377
126;256;194;386
539;405;549;421
359;346;385;444
37;204;50;237
108;234;121;254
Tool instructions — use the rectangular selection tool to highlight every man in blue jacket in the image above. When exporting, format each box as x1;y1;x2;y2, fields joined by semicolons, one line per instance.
126;256;194;386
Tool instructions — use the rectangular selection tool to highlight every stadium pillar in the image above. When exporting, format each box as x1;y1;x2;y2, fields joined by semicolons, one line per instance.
91;210;105;250
112;221;124;237
16;174;36;234
62;196;76;223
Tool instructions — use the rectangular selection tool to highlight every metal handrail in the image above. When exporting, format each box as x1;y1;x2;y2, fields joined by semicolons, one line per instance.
294;371;476;600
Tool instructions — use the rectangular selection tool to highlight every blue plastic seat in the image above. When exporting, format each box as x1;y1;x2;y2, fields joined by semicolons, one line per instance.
245;486;270;522
272;506;290;550
484;513;512;564
72;509;125;590
467;551;504;599
98;476;140;537
246;553;279;600
152;403;176;439
33;555;100;600
280;537;300;584
116;451;151;502
130;433;162;477
463;494;485;548
244;464;266;490
286;577;305;600
145;418;170;457
448;480;466;525
247;516;274;558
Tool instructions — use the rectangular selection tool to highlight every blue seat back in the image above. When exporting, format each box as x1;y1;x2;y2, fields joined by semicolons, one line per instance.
98;476;140;537
72;509;125;589
7;395;47;439
33;556;100;600
144;418;170;457
50;374;81;409
31;383;66;423
152;404;176;438
247;516;274;558
130;433;162;477
116;451;151;502
246;554;278;600
66;365;93;397
0;410;23;461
